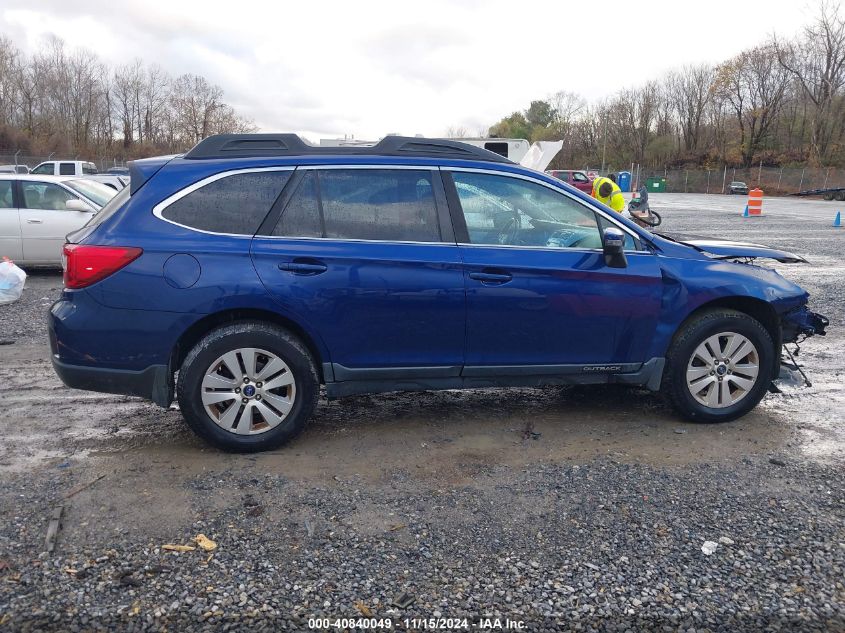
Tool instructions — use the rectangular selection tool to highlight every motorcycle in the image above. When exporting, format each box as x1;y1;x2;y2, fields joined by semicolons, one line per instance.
627;185;662;227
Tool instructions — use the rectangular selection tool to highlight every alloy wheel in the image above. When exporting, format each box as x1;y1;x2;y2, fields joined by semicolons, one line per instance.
685;331;760;409
201;347;296;434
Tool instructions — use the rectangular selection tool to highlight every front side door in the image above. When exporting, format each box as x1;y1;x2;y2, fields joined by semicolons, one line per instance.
0;179;22;261
571;171;592;192
445;169;662;370
252;167;465;379
18;181;93;263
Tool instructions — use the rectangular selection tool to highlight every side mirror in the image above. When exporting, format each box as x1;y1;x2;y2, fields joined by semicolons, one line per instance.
66;199;92;212
603;227;628;268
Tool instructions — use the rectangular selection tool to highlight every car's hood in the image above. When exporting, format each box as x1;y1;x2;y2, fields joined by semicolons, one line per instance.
657;235;807;263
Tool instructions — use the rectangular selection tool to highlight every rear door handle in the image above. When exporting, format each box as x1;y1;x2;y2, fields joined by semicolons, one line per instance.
469;270;512;284
26;219;44;224
278;260;327;275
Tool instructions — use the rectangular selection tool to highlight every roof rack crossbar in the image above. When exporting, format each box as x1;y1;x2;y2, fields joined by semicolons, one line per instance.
183;134;513;164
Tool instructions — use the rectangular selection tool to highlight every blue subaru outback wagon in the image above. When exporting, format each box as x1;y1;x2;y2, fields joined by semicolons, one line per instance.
49;134;828;451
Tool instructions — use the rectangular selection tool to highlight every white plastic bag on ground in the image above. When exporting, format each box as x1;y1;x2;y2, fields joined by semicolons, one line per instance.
0;259;27;305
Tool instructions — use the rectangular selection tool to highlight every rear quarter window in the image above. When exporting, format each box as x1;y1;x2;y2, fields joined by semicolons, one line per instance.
161;170;292;235
85;186;129;227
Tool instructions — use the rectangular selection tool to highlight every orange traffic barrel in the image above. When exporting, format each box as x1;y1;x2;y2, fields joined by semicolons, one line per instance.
747;188;763;216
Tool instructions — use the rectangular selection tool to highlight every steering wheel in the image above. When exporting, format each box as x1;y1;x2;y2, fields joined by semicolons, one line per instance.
497;211;522;245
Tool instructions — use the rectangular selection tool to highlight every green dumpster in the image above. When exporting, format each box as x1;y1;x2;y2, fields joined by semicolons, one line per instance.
646;177;667;192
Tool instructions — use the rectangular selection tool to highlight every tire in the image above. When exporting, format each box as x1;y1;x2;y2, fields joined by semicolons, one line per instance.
662;309;775;423
176;322;319;452
834;190;845;202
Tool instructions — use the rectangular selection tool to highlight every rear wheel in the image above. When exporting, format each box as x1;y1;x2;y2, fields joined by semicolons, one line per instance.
834;190;845;202
177;322;319;452
663;309;775;423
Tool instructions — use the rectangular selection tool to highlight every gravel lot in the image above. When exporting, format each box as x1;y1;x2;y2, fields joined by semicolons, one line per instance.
0;193;843;632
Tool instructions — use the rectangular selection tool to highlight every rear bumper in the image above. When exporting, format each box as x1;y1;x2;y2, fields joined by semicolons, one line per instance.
51;356;173;407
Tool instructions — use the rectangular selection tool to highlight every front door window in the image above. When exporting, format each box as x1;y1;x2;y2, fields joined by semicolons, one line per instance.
451;171;603;250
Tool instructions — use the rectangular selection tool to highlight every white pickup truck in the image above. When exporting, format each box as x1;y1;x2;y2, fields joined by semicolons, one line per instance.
30;160;128;190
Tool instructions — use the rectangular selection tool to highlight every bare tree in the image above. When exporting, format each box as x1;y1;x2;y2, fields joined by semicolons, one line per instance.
548;90;586;141
113;61;143;148
714;44;790;166
445;125;468;138
170;74;224;145
0;36;20;127
774;1;845;163
667;64;714;152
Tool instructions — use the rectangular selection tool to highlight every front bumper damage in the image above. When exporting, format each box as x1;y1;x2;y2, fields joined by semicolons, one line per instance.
781;305;829;343
774;306;829;389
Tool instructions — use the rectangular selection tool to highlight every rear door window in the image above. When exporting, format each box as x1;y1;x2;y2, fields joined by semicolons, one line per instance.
0;180;14;208
160;170;292;235
272;172;322;238
318;169;441;242
59;163;75;176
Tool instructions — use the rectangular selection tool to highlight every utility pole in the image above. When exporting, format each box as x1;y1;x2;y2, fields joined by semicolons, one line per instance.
600;113;608;174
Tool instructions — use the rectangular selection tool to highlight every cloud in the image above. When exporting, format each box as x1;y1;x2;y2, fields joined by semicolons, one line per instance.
0;0;818;140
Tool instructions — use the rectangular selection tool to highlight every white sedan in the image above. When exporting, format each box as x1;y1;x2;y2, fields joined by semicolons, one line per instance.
0;175;117;266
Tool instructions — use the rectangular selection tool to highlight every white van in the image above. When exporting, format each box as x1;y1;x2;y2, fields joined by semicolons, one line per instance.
447;138;530;164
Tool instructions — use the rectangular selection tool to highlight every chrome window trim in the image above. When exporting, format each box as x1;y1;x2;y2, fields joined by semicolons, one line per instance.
297;164;438;171
455;242;653;255
255;234;652;256
151;163;649;253
254;235;455;246
152;166;296;237
443;165;644;247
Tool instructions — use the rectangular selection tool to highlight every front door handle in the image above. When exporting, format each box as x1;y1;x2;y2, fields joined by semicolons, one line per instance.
469;270;512;284
278;259;327;275
26;218;44;224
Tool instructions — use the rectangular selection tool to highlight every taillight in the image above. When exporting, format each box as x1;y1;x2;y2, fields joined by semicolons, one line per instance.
63;244;142;289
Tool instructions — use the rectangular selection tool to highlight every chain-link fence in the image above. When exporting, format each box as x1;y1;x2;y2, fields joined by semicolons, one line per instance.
0;150;127;173
632;166;845;195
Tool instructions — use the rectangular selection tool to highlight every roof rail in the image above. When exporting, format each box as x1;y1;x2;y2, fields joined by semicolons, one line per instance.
183;134;514;164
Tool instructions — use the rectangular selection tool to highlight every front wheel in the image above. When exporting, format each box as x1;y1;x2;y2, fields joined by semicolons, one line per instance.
176;322;319;452
662;309;775;423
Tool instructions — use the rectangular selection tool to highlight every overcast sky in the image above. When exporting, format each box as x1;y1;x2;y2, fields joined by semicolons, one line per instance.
0;0;821;141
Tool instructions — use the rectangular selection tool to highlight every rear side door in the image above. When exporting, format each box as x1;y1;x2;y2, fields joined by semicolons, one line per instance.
0;179;22;261
445;169;662;370
252;167;465;379
17;181;93;263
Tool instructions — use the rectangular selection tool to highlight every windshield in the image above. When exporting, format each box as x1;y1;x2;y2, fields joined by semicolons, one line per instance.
84;185;129;227
65;179;116;208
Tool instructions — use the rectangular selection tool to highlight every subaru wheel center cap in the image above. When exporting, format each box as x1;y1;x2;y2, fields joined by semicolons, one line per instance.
243;384;256;397
716;365;727;376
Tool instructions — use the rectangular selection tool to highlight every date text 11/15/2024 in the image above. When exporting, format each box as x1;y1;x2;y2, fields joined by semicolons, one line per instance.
307;617;527;630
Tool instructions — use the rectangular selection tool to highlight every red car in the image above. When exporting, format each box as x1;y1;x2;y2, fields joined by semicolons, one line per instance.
546;169;593;193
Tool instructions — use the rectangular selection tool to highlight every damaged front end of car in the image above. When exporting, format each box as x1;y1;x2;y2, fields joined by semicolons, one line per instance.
781;305;829;343
774;306;829;389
